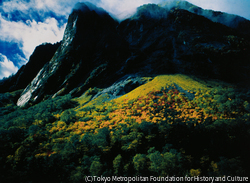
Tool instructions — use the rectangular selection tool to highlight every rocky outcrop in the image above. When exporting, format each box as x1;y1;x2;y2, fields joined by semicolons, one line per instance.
91;75;151;101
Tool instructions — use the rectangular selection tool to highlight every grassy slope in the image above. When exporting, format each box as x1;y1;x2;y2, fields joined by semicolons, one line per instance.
77;74;232;108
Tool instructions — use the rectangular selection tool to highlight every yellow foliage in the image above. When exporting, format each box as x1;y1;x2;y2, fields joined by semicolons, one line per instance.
113;74;214;103
83;93;109;108
211;161;219;172
190;169;201;176
65;74;245;139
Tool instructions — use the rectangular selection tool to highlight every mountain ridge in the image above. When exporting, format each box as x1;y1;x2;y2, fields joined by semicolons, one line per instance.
0;1;249;107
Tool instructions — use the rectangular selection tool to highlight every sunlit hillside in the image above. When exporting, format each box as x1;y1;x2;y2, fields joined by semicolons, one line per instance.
1;74;249;182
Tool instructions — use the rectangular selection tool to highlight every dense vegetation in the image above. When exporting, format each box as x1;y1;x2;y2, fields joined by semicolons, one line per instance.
0;74;250;182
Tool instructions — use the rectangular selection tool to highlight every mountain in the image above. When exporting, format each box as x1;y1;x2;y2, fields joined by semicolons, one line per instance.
14;1;250;107
1;1;250;182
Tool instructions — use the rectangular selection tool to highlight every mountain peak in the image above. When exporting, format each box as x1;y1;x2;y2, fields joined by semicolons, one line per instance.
132;4;168;20
73;2;109;17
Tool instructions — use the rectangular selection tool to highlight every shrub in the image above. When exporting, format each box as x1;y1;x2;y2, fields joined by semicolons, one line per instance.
60;109;77;124
28;125;40;136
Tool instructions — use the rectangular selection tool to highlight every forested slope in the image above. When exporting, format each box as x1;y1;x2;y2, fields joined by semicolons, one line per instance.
1;74;249;182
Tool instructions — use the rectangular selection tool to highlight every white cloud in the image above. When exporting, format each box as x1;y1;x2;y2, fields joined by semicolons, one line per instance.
1;0;30;12
0;15;66;59
97;0;163;19
0;53;18;79
1;0;78;18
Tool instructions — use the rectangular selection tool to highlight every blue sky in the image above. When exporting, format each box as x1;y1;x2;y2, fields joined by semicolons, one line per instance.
0;0;250;79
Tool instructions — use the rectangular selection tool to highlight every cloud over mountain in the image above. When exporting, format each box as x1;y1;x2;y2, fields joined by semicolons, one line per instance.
0;53;18;79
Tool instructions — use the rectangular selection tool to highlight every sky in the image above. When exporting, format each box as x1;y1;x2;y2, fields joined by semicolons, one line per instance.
0;0;250;79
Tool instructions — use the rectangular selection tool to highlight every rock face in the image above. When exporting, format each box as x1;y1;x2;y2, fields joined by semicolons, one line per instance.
16;1;250;107
91;75;151;101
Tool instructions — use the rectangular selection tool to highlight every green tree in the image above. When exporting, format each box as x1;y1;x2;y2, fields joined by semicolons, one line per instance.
147;150;163;175
60;109;76;124
160;150;183;176
70;166;84;182
90;160;103;176
113;154;123;175
147;149;184;176
133;154;147;175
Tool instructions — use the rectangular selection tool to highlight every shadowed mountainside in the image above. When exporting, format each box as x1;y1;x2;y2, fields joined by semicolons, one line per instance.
0;43;60;93
0;1;249;106
159;0;250;35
